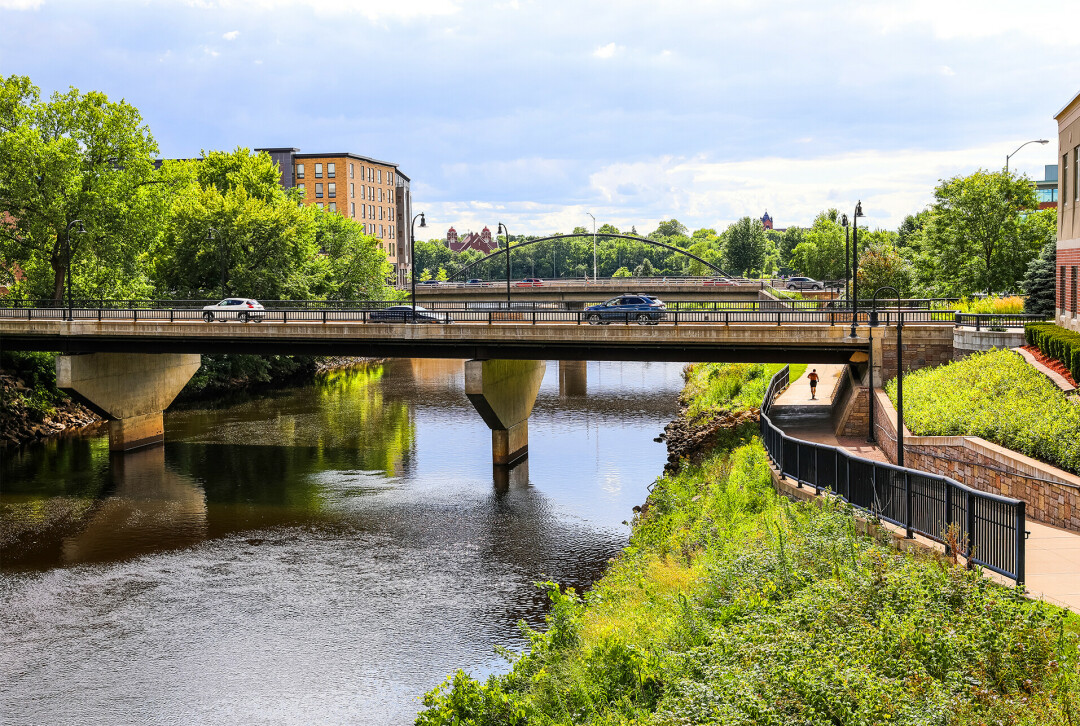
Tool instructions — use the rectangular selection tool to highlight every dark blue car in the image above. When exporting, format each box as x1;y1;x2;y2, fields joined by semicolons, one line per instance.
585;294;666;325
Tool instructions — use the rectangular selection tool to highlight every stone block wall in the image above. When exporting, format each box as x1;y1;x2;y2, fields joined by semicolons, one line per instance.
875;325;954;383
872;389;1080;532
952;328;1027;359
834;366;871;437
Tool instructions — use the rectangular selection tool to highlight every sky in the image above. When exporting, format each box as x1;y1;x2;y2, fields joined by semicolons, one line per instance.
2;0;1078;237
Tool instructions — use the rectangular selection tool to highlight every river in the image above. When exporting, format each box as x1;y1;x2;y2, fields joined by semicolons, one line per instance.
0;358;685;725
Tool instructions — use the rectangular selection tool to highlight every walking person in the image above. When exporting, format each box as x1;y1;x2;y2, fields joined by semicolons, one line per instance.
808;368;820;400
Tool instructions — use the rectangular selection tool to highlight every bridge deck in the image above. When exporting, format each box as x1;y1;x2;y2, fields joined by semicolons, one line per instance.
0;316;935;363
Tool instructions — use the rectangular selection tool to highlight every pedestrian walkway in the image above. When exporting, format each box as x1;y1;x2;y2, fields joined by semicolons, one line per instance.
769;373;1080;614
772;363;844;407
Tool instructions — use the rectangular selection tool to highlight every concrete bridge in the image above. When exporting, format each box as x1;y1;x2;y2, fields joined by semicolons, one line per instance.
0;311;951;468
410;280;795;305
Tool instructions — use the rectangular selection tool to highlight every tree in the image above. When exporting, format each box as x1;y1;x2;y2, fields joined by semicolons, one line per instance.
778;227;806;269
789;213;844;280
612;266;632;278
0;75;163;302
652;219;688;239
856;243;913;296
1023;240;1057;317
916;170;1039;295
722;217;767;276
634;258;656;277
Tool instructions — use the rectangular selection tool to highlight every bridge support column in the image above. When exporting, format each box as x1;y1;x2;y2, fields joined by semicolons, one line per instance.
465;359;546;466
57;353;201;452
558;360;587;397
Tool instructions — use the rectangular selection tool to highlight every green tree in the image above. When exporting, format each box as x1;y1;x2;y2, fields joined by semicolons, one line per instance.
789;212;844;280
722;217;767;276
612;266;632;278
778;226;806;269
634;258;656;277
652;219;688;239
916;170;1039;295
310;211;396;300
0;75;163;302
1023;240;1057;317
856;243;912;296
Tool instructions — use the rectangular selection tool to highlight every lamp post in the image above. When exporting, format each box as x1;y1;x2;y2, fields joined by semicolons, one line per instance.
840;213;850;304
64;219;86;321
498;222;511;308
869;286;904;465
848;201;865;338
207;228;224;300
1005;139;1049;174
410;212;427;313
587;212;596;281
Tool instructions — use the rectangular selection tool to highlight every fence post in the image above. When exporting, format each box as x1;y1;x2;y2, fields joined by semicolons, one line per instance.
100;308;104;322
844;454;850;501
168;308;173;323
1016;501;1026;586
904;471;913;538
966;490;976;569
283;310;288;324
776;311;781;326
133;308;137;323
323;310;327;324
796;443;802;488
944;484;953;557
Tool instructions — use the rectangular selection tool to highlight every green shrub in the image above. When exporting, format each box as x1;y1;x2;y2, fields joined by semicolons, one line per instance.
1025;322;1080;383
889;348;1080;473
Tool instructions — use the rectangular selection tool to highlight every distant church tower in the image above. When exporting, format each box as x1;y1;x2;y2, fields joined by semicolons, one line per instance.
480;226;492;246
446;227;458;247
761;211;773;230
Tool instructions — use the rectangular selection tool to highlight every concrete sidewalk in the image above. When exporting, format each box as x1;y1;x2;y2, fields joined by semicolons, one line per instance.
770;374;1080;614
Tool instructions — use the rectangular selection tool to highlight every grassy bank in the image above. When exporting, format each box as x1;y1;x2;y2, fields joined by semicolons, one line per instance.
418;363;1080;725
888;348;1080;475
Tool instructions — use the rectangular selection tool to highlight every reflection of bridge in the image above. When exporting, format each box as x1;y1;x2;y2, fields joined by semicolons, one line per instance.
1;308;949;468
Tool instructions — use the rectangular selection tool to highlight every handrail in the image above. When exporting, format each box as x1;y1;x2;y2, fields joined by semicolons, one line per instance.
759;365;1025;584
954;313;1050;330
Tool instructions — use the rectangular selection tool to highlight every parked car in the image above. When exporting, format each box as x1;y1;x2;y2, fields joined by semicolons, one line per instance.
701;277;736;285
202;298;265;322
785;276;824;291
418;280;441;286
514;278;543;287
466;279;484;286
584;294;666;325
368;305;452;324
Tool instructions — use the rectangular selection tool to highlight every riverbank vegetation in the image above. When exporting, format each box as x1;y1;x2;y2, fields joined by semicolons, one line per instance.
418;362;1079;724
889;349;1080;475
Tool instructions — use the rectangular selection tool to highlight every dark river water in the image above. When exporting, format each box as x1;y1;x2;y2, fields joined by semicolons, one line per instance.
0;359;685;725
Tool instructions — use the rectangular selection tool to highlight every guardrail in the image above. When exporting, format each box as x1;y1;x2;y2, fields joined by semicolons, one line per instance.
0;305;960;326
954;313;1049;329
759;365;1025;584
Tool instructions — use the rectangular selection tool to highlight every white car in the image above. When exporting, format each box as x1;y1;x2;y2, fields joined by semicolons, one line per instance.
202;298;265;322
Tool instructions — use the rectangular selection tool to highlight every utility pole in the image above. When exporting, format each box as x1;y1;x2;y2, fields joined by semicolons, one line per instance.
587;212;596;281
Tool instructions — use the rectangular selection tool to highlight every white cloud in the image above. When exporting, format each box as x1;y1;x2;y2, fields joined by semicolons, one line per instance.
593;42;619;59
857;0;1080;44
938;65;955;76
0;0;44;8
222;30;240;40
178;0;459;21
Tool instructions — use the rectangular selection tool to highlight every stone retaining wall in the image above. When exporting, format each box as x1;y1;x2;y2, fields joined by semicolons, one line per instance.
952;327;1026;358
872;389;1080;532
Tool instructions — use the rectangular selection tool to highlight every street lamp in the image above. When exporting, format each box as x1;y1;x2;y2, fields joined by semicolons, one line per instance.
1005;139;1049;174
869;286;904;467
207;228;225;300
410;212;427;313
65;219;86;321
498;222;511;308
849;201;866;338
587;212;596;281
840;213;850;305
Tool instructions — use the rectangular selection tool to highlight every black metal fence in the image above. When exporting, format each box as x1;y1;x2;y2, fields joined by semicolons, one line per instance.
760;366;1026;583
954;312;1048;329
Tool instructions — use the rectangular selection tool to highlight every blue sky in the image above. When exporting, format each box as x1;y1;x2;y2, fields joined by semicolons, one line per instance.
2;0;1077;236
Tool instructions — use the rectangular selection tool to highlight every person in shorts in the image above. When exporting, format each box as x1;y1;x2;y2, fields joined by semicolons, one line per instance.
808;368;820;400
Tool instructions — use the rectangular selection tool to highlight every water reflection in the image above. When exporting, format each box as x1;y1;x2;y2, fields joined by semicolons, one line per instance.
0;359;685;726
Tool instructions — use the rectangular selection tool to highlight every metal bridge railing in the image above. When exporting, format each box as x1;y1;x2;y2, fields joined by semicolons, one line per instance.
760;365;1026;584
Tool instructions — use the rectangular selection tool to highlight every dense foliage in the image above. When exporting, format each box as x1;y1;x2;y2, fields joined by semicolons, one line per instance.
418;363;1079;725
930;295;1026;314
1026;323;1080;384
889;349;1080;474
1024;241;1058;317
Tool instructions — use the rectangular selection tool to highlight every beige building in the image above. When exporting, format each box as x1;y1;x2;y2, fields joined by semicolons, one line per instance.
257;148;411;287
1055;93;1080;332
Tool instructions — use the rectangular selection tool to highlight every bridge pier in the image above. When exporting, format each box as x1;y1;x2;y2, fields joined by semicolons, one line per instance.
465;359;546;466
558;360;587;397
57;353;201;452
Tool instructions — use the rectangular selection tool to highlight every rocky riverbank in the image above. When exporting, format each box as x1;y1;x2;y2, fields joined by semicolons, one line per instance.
0;372;102;447
655;403;759;474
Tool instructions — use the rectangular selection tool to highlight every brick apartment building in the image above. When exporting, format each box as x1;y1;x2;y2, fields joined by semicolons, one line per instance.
1055;92;1080;332
257;148;413;287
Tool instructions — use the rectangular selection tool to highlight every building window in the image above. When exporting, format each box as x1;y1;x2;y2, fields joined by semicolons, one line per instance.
315;163;323;178
1064;153;1070;207
315;183;323;198
317;202;324;209
378;169;382;184
1075;148;1079;202
390;208;395;222
379;206;384;220
369;204;374;218
389;190;394;204
1073;267;1078;316
296;164;305;179
380;224;384;237
328;183;336;198
297;183;305;194
350;163;354;179
378;188;384;203
350;183;354;198
368;167;374;182
351;202;356;217
390;243;395;257
328;163;336;178
1062;266;1068;311
388;172;394;184
329;202;336;212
